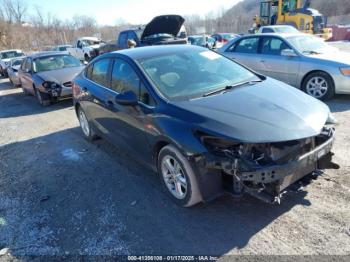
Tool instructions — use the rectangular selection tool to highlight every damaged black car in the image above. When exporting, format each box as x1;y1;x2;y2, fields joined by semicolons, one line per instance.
19;52;85;106
73;45;336;207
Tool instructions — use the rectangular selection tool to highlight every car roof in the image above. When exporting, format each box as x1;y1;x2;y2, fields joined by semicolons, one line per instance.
78;37;100;41
27;51;69;59
260;25;295;28
109;45;207;60
247;32;307;38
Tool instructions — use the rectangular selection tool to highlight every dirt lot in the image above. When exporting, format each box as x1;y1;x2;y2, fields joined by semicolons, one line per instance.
0;68;350;258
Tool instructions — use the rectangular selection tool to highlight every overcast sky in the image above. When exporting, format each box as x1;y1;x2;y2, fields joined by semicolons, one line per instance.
27;0;242;25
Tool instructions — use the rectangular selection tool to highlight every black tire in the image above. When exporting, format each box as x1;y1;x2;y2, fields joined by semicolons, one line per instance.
302;71;335;101
84;54;90;62
77;107;99;141
35;87;50;106
158;145;202;207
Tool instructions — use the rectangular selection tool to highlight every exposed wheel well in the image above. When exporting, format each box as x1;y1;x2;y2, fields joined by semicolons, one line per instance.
301;70;334;89
74;102;81;116
153;141;169;165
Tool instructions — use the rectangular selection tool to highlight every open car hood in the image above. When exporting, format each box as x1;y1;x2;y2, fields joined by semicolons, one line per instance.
141;15;185;40
172;78;330;143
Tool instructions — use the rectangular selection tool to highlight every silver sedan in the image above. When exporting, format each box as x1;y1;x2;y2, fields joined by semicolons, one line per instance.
219;33;350;100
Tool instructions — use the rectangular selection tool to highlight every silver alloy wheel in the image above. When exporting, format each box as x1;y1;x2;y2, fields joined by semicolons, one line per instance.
161;155;187;199
79;109;90;137
306;76;328;99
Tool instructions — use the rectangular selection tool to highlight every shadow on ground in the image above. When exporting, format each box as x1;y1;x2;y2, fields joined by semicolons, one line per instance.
0;88;73;118
326;95;350;113
0;127;312;257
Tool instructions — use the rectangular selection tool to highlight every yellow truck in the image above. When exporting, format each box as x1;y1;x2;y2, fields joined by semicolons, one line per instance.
252;0;332;40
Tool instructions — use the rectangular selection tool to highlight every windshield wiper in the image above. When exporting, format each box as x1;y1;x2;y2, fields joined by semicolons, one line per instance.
302;50;322;55
203;80;262;97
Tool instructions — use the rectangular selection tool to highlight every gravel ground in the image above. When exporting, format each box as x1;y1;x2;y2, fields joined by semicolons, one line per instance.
0;69;350;260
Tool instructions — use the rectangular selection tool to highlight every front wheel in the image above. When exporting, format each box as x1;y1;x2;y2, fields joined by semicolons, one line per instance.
158;145;202;207
302;72;335;101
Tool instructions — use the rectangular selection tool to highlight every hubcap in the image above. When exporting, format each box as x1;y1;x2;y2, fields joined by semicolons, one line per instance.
306;76;328;98
161;156;187;199
79;110;90;137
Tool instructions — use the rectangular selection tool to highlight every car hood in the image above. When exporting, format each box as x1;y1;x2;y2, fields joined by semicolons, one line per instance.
141;15;185;40
35;66;84;85
171;78;330;143
86;44;102;49
307;50;350;66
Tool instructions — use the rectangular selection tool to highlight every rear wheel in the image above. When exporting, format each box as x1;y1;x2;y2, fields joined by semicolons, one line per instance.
302;71;335;100
78;107;98;141
158;145;202;207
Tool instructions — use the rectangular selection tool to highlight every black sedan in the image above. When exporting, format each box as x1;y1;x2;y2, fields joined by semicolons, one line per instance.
73;45;335;207
18;52;84;106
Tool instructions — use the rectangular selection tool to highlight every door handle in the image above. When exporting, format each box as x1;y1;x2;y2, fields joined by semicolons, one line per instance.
260;59;265;63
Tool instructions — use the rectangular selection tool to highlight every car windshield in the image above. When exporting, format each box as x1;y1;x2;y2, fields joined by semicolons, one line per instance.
288;35;330;53
221;34;234;40
274;27;299;33
33;55;81;73
11;59;24;66
0;51;25;59
138;49;260;100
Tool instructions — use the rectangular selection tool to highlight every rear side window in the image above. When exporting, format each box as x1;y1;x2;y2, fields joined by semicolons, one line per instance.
261;37;290;55
232;37;259;54
90;59;110;86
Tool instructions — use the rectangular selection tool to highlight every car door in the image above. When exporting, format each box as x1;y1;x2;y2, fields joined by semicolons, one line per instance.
81;58;117;140
223;36;261;70
258;36;301;86
19;58;34;95
105;58;155;161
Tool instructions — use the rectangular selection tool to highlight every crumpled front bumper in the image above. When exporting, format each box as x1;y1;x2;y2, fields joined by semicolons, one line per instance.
205;128;335;203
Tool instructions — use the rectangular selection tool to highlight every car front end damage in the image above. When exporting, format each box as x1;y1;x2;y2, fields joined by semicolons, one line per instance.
195;126;335;203
41;81;73;101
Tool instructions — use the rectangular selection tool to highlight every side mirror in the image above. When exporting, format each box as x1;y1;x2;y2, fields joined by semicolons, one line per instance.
115;91;138;106
281;49;297;57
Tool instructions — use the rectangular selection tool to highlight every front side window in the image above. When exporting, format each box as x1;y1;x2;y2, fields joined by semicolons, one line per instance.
1;51;25;59
232;37;259;54
111;59;140;94
118;33;127;46
24;59;32;72
138;49;260;100
261;37;290;55
90;59;110;86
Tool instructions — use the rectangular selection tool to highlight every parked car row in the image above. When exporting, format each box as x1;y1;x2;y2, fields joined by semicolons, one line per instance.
219;32;350;100
0;19;344;207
